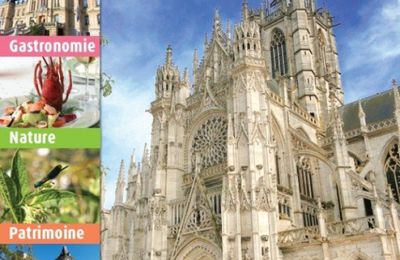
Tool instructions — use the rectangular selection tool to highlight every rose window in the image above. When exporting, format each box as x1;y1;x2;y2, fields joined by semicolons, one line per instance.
191;116;227;170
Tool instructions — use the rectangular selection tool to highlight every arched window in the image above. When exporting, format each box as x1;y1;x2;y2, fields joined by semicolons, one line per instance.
270;29;288;78
297;157;314;199
385;143;400;202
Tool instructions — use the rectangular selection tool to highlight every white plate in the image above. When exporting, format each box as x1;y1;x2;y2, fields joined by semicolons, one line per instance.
0;96;99;128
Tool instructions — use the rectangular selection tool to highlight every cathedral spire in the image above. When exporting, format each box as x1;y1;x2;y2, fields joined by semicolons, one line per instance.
393;79;400;115
156;45;180;99
329;91;345;141
135;166;142;201
183;68;190;86
193;49;198;88
242;0;249;22
115;160;126;204
358;101;371;157
142;143;150;166
166;45;173;66
213;9;221;35
260;2;266;20
204;33;209;50
226;19;231;42
129;149;137;179
358;101;366;129
391;79;400;140
56;246;74;260
128;150;140;202
328;91;357;219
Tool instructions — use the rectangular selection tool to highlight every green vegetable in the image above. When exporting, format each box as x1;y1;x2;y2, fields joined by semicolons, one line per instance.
22;113;45;125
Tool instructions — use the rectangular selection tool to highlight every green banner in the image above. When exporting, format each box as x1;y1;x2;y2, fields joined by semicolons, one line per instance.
0;128;101;148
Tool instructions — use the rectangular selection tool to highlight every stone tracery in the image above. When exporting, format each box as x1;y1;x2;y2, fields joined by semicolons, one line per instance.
385;143;400;202
191;116;227;170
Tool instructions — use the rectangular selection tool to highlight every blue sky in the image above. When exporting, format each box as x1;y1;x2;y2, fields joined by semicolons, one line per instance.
9;245;99;259
101;0;400;209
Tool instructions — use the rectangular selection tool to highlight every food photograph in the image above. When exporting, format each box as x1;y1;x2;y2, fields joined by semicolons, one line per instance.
0;149;100;224
0;57;100;128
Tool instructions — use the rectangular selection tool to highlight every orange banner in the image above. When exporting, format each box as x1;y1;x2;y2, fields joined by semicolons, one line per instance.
0;224;99;244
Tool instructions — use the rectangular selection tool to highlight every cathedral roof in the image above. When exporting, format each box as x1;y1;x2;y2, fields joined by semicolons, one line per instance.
340;87;399;132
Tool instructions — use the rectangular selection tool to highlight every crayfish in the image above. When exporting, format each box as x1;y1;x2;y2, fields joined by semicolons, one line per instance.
34;57;73;112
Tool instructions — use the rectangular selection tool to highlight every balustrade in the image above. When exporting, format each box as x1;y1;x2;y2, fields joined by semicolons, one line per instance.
278;216;380;246
326;216;376;236
278;225;320;245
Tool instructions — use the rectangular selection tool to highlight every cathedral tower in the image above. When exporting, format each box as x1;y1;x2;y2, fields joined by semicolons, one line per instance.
144;46;189;259
259;0;343;125
223;2;280;258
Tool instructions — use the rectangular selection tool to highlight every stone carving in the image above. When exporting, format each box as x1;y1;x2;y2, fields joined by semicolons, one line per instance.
149;197;167;230
239;170;252;211
224;175;238;212
255;176;275;211
291;133;311;151
243;248;252;260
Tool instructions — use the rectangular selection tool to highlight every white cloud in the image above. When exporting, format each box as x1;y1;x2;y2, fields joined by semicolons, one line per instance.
340;0;400;102
101;80;153;209
342;0;400;71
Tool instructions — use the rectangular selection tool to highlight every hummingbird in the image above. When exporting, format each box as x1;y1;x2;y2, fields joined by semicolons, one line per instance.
34;165;69;188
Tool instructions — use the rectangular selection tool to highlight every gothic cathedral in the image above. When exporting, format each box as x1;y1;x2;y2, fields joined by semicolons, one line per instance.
102;1;400;259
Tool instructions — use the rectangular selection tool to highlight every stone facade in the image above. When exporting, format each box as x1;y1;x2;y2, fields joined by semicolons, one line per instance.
0;0;100;35
102;1;400;259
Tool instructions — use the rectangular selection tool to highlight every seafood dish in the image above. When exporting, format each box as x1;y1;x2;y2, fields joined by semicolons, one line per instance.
0;100;77;128
0;57;77;128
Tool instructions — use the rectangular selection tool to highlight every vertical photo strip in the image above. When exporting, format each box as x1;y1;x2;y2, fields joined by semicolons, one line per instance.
0;0;101;259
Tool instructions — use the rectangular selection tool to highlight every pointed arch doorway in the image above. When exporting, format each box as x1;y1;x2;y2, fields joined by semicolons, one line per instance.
175;238;222;260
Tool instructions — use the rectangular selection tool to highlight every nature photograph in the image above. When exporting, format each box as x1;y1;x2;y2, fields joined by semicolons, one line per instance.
0;149;100;224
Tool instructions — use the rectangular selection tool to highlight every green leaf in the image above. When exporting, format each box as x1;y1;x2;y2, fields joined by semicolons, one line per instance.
11;150;29;200
25;189;76;206
67;188;99;202
0;168;19;223
102;80;113;97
